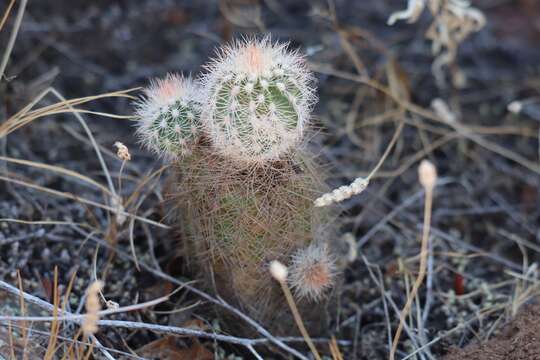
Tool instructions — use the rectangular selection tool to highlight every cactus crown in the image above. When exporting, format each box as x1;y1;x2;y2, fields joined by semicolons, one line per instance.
201;37;316;164
135;74;202;159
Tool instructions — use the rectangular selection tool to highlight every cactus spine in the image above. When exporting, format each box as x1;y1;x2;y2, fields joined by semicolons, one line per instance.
135;38;338;335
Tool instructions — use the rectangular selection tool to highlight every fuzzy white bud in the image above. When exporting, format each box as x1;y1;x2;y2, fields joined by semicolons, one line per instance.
270;260;288;282
418;160;437;190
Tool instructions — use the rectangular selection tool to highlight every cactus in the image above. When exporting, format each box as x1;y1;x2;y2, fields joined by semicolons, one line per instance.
172;148;337;335
135;39;339;336
200;37;316;164
135;74;202;159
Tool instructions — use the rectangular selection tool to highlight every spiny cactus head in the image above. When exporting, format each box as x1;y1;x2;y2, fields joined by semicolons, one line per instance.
201;37;316;164
288;243;337;301
135;74;202;159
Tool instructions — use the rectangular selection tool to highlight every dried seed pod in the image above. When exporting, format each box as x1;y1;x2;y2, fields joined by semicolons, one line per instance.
288;243;337;301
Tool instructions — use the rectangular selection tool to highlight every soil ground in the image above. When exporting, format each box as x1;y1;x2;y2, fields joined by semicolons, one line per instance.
1;0;540;359
444;303;540;360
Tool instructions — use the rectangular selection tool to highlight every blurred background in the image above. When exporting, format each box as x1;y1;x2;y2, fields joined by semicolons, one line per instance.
1;0;540;358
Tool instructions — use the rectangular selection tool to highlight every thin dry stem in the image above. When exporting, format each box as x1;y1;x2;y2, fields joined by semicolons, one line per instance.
0;174;169;229
275;274;322;360
0;0;27;81
311;64;540;175
390;162;436;359
0;155;112;195
0;0;16;32
0;87;137;138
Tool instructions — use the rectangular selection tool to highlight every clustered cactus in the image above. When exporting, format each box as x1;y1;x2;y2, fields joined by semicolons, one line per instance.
135;37;339;335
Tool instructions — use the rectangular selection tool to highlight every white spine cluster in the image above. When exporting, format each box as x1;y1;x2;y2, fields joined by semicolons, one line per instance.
200;37;316;164
288;244;337;301
135;74;202;159
314;177;369;207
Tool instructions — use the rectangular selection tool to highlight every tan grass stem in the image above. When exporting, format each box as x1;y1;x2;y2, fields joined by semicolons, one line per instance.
271;261;322;360
390;160;436;360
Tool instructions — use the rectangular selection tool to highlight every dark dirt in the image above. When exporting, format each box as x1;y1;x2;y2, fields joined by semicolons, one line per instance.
1;0;540;358
444;303;540;360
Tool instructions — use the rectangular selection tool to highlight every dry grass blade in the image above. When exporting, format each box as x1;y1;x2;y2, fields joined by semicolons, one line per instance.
0;155;112;195
0;295;170;323
0;87;138;138
329;336;344;360
0;0;27;80
311;64;540;175
0;174;169;229
16;271;29;360
7;321;15;359
0;0;16;32
0;218;93;229
44;267;60;360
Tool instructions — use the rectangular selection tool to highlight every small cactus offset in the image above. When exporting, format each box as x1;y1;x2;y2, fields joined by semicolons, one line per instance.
200;37;316;164
135;74;202;159
135;38;340;336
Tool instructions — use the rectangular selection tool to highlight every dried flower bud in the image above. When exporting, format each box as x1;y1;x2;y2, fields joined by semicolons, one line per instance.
418;160;437;190
114;141;131;161
288;244;336;301
507;101;522;114
387;0;426;25
431;98;456;123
